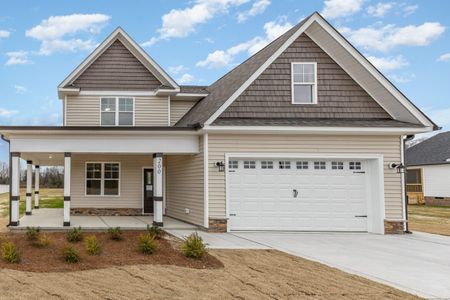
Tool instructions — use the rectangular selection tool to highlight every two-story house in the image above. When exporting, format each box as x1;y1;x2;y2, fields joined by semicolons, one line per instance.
0;12;436;234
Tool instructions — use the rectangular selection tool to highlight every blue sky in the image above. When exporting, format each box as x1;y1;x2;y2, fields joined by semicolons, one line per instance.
0;0;449;162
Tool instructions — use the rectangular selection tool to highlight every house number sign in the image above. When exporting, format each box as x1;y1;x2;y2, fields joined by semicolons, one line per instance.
156;157;162;175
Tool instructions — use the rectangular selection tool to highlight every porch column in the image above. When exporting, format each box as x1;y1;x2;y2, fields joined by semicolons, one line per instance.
153;153;163;226
34;165;40;209
10;152;20;226
25;160;32;215
63;153;71;226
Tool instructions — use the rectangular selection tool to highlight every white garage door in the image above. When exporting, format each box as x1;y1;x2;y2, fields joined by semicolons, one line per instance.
228;158;368;231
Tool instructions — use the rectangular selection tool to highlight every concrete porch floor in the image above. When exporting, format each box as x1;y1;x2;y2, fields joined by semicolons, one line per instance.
13;209;198;231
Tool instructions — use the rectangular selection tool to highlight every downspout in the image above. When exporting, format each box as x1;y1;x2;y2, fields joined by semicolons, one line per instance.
0;134;11;227
403;135;415;234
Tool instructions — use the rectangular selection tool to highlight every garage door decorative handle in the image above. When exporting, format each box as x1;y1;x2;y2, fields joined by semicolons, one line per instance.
293;189;298;198
354;215;367;218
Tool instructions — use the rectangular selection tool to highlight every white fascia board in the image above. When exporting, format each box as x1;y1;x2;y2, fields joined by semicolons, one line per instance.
79;90;158;96
312;16;434;128
58;28;179;94
202;125;433;135
2;130;201;138
204;16;317;125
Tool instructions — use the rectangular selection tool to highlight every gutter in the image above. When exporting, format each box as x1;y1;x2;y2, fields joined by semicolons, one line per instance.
403;134;415;234
0;134;11;227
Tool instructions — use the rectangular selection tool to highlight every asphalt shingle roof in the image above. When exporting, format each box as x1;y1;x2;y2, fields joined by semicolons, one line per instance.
406;131;450;166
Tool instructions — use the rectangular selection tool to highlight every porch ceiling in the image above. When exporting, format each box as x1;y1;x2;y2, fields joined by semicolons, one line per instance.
21;152;64;166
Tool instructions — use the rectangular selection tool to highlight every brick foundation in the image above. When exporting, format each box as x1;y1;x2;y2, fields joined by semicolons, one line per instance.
71;208;142;216
208;218;227;232
384;220;405;234
425;196;450;207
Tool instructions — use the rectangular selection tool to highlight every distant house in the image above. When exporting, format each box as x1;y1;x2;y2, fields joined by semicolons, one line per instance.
406;132;450;206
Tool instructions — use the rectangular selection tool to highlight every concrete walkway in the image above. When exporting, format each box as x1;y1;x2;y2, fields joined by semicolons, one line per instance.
15;209;197;230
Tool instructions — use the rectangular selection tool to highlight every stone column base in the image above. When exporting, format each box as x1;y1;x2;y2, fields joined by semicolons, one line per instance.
71;208;142;216
208;218;227;232
384;220;405;234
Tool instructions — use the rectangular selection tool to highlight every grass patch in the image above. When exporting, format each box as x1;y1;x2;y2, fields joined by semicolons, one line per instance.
0;188;64;217
408;204;450;236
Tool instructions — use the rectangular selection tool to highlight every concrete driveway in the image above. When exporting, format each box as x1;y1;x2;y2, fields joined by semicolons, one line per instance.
233;231;450;299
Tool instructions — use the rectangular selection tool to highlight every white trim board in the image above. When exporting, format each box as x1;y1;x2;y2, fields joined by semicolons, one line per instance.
224;152;386;234
203;12;434;129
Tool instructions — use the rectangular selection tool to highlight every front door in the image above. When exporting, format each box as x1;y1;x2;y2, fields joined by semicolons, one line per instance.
143;168;154;214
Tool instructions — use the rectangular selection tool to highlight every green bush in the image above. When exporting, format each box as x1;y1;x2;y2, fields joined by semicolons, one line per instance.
139;233;158;255
34;233;51;248
147;224;165;239
66;227;83;243
181;232;207;259
62;246;80;263
108;227;123;241
26;227;41;241
85;235;102;255
1;241;21;263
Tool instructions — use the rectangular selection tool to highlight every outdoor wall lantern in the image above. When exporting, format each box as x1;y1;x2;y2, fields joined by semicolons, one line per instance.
389;162;405;173
215;161;225;172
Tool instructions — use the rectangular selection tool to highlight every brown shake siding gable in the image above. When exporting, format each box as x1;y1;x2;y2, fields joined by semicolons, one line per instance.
217;33;390;120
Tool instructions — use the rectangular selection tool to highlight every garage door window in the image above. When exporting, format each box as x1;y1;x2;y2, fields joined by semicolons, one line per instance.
314;161;326;170
279;161;291;169
244;161;256;169
332;161;344;170
349;162;362;170
229;160;239;169
296;161;309;169
261;161;273;169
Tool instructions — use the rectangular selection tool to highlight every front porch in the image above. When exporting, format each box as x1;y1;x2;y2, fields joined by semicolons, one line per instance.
13;208;198;231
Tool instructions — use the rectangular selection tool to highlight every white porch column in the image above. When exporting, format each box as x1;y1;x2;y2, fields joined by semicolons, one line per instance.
153;153;163;226
34;165;40;209
10;152;20;226
64;152;71;226
25;160;32;215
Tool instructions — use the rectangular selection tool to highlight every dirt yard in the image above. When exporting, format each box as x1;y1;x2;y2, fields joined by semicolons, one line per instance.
408;205;450;236
0;249;419;299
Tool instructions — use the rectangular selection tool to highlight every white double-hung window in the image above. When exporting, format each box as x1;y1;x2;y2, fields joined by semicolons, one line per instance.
291;62;317;104
101;97;134;126
86;162;120;196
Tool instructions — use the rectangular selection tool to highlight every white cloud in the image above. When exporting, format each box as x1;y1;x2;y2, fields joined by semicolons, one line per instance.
5;51;30;65
168;65;188;74
197;18;292;69
367;2;393;17
425;107;450;130
14;85;27;94
0;108;18;117
321;0;364;19
389;73;415;83
0;30;10;39
178;73;196;84
237;0;271;23
26;13;110;55
403;4;418;16
366;55;408;71
143;0;250;46
437;53;450;62
340;22;445;52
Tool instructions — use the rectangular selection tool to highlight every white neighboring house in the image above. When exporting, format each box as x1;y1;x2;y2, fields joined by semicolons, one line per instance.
0;184;9;194
406;132;450;206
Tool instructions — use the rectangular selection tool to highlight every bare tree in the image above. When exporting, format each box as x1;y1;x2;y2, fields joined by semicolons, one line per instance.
0;161;8;184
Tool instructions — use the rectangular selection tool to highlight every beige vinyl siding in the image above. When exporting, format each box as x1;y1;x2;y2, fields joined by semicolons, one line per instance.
166;136;204;226
65;95;169;126
208;134;402;220
71;154;152;209
170;100;198;125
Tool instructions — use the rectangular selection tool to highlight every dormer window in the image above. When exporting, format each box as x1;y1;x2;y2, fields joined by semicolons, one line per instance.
101;97;134;126
291;62;317;104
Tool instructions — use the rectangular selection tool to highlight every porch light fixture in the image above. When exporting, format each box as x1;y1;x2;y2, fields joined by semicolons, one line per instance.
389;162;405;173
215;161;225;172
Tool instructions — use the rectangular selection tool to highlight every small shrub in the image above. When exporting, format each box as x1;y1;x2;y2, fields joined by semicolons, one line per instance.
62;246;80;263
34;233;51;248
85;235;102;255
66;227;83;243
1;241;21;263
181;232;207;259
147;224;165;239
26;227;41;241
139;233;158;255
108;227;123;241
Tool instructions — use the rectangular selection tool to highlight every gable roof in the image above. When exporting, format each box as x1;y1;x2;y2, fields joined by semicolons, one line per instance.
58;27;179;97
176;12;436;130
406;132;450;166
